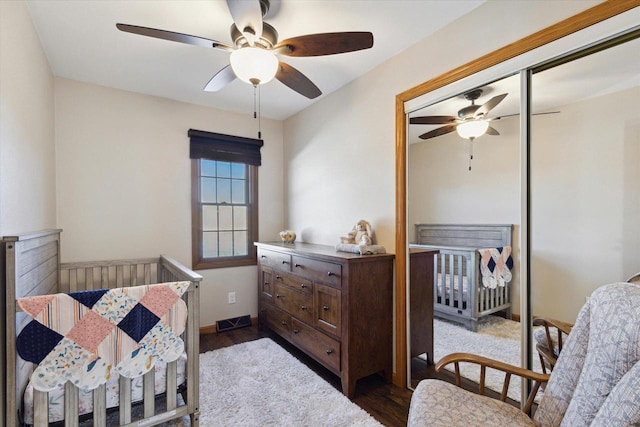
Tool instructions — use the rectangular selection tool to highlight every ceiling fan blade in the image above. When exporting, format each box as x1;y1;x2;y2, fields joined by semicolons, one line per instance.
474;93;507;118
273;32;373;57
486;126;500;136
418;124;458;140
204;65;237;92
275;62;321;99
492;110;561;120
410;115;458;125
226;0;263;45
116;23;233;51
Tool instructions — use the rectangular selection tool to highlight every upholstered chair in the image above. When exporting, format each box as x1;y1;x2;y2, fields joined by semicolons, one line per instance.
408;282;640;426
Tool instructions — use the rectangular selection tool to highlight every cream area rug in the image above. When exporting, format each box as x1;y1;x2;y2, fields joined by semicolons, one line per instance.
430;316;543;403
199;338;383;427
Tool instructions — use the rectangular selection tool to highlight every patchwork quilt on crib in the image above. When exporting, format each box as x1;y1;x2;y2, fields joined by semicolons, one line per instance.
22;353;187;424
17;281;190;393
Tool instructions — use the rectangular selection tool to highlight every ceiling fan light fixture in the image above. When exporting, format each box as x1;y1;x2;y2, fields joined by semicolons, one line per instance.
456;120;489;140
230;47;278;85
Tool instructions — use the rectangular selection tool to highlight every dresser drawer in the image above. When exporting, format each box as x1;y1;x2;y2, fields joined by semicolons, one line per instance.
315;284;341;338
263;304;291;338
273;271;313;294
291;255;342;288
259;268;274;303
259;249;292;271
291;318;341;372
274;285;313;325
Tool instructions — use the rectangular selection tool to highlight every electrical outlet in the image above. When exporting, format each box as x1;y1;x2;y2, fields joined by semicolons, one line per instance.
228;292;236;304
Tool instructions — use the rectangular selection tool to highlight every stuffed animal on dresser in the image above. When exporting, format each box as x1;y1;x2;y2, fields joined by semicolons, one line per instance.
340;220;373;246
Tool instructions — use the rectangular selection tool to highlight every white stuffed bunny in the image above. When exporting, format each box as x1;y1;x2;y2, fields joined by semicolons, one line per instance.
340;220;372;246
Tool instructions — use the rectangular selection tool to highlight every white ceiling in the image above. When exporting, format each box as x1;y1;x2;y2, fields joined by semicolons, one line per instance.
25;0;484;120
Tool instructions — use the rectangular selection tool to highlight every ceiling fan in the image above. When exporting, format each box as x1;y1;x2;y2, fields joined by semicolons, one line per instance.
410;89;507;141
116;0;374;99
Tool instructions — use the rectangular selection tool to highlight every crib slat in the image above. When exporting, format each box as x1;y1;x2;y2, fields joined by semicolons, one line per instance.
120;376;132;425
64;382;79;427
93;384;107;427
144;368;155;418
101;266;109;289
440;255;446;307
116;265;124;287
87;267;94;290
69;269;78;292
33;389;48;427
131;264;138;286
77;268;84;291
452;255;460;309
167;360;177;410
144;263;151;285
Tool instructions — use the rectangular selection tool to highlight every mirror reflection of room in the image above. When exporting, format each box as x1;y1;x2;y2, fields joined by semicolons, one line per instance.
530;34;640;370
408;74;529;400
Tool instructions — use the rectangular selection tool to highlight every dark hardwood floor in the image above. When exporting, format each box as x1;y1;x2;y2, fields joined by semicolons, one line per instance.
200;325;414;427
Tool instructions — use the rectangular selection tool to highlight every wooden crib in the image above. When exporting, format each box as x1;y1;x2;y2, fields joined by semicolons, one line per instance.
2;229;202;426
410;224;513;332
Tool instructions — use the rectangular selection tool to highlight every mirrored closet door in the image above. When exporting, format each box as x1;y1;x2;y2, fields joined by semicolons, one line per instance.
529;31;640;366
407;74;526;402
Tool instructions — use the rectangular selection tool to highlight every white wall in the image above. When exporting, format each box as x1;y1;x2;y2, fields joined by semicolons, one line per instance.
282;1;598;250
0;0;57;236
530;88;640;322
54;79;284;328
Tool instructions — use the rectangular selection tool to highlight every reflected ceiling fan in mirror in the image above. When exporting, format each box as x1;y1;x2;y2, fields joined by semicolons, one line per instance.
116;0;374;100
410;89;506;141
410;89;507;171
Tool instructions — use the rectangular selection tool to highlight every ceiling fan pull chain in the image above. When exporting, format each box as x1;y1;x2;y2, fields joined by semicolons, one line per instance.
253;84;257;120
252;83;262;139
468;139;474;171
258;84;262;139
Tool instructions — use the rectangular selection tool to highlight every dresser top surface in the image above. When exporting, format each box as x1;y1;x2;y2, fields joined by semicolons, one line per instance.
255;241;394;263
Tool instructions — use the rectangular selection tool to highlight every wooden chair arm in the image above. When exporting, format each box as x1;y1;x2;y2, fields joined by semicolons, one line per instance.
435;352;550;415
533;317;573;335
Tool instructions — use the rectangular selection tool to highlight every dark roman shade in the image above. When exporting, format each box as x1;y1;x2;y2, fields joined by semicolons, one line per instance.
188;129;264;166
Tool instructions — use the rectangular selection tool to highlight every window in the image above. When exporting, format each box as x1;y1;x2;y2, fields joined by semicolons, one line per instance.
189;129;262;269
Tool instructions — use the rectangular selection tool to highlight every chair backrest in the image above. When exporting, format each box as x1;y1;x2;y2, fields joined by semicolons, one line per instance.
534;282;640;426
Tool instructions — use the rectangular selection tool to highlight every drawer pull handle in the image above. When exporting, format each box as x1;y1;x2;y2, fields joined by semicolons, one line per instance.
323;305;329;311
282;260;289;265
276;275;281;279
276;294;283;299
293;329;300;334
300;283;307;289
301;305;307;311
264;281;269;285
261;255;266;259
294;263;301;267
327;271;336;277
325;349;333;355
281;321;288;326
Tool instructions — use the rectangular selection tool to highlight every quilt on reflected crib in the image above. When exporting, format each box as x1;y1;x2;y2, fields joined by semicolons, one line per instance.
478;246;513;289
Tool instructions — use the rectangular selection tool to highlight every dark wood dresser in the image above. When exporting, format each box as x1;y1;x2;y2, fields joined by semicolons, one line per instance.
255;241;395;397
